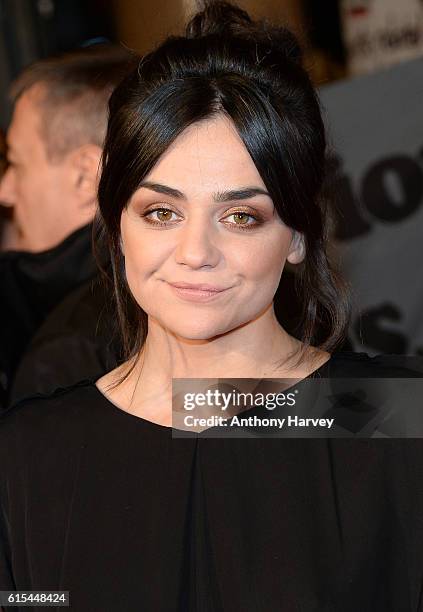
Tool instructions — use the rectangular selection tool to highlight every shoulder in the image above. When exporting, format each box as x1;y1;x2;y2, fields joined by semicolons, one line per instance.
1;378;99;419
0;382;95;503
0;380;110;522
0;380;102;463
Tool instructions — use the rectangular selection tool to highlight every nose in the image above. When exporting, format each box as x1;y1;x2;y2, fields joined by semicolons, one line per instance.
0;166;16;207
174;215;220;269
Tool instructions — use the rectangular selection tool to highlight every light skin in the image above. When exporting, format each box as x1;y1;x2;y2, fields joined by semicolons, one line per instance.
0;84;100;252
97;114;330;426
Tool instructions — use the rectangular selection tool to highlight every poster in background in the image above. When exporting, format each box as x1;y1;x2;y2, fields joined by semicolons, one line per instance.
340;0;423;75
320;55;423;356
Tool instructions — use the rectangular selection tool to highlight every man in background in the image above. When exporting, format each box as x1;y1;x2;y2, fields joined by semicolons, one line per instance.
0;129;14;250
0;45;135;409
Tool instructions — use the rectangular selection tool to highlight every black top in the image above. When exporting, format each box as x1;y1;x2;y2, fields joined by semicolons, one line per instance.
1;351;423;612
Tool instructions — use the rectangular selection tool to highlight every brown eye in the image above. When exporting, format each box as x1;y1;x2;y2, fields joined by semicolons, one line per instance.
222;211;261;230
141;207;180;226
233;213;250;225
156;210;173;222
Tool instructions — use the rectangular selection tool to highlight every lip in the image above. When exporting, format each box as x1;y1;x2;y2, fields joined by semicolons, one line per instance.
169;281;228;292
166;281;231;303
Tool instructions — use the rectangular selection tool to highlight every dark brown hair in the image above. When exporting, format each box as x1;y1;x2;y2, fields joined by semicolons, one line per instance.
97;1;350;368
10;44;137;161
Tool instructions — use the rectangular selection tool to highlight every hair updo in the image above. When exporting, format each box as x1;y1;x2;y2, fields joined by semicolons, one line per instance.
97;0;350;362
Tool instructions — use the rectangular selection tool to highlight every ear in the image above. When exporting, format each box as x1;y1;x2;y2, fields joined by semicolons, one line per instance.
70;144;102;209
287;230;305;264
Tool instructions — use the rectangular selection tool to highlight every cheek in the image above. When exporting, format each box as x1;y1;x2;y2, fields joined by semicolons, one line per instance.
120;222;166;303
15;174;39;213
232;230;290;285
21;169;52;208
122;244;149;301
123;255;154;314
123;229;164;273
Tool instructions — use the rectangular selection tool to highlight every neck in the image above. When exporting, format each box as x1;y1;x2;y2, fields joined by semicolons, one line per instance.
143;303;298;377
107;303;320;426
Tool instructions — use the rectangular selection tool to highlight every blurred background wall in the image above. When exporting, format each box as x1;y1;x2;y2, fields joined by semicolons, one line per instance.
113;0;306;54
0;0;346;128
2;0;423;127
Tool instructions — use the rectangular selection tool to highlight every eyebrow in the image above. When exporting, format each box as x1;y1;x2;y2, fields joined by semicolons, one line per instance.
138;181;270;202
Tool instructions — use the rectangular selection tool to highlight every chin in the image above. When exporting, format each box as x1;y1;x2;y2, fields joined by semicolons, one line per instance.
160;316;236;342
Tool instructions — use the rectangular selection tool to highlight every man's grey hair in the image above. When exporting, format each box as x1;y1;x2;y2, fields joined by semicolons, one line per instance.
10;44;137;162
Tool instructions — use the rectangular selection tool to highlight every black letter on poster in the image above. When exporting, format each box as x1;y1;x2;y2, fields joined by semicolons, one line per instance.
354;303;408;354
362;156;423;222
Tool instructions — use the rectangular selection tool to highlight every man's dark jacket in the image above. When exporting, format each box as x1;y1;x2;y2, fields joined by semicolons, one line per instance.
0;224;119;409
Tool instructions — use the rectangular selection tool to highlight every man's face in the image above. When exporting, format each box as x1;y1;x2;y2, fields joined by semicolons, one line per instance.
0;86;76;252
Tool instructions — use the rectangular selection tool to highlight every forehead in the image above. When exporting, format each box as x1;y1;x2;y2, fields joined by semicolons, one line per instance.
145;115;265;191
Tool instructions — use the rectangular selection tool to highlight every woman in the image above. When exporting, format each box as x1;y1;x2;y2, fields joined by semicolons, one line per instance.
1;2;423;610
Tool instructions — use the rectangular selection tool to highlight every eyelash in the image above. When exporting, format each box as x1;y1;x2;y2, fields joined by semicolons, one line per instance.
140;207;263;231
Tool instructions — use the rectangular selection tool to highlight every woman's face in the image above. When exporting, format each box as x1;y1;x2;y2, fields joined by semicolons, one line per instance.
120;114;304;340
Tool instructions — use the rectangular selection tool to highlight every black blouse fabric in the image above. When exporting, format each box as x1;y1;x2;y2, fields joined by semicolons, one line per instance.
1;351;423;612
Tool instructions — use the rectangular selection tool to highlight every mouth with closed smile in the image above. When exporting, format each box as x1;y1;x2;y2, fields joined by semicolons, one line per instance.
166;280;233;303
